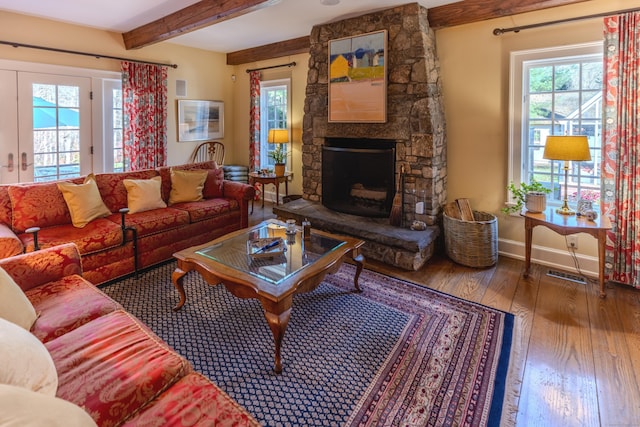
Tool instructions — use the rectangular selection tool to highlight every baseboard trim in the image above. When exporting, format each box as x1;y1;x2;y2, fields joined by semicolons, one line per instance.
498;238;598;278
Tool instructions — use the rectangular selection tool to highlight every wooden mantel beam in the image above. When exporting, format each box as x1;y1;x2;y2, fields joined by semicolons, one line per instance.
122;0;276;50
427;0;592;29
226;36;310;66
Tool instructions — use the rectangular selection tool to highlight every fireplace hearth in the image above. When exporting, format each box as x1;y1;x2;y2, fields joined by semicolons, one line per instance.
322;138;395;218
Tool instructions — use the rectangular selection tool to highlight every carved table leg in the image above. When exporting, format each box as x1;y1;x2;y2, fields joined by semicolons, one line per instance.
172;267;188;311
263;306;292;374
352;253;365;292
523;219;533;278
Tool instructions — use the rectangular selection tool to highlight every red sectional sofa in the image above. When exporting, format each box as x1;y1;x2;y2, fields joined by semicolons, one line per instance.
0;243;259;426
0;161;255;285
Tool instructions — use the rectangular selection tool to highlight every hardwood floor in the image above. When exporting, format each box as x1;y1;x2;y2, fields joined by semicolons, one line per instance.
250;202;640;427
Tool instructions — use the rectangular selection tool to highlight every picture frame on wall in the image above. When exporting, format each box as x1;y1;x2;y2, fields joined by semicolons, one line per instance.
328;30;387;123
177;100;224;142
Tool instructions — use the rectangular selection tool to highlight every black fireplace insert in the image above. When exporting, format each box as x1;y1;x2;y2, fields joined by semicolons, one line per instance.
322;138;395;218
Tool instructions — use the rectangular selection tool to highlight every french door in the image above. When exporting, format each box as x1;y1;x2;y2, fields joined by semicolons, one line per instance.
0;71;91;183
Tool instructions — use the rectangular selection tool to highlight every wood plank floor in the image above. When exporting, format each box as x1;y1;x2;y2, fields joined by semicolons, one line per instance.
250;203;640;427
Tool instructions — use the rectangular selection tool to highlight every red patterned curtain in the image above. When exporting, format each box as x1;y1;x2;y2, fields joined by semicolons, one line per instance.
249;71;261;171
602;12;640;288
121;61;168;171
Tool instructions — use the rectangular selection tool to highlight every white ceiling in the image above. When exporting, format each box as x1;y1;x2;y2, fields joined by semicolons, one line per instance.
0;0;460;53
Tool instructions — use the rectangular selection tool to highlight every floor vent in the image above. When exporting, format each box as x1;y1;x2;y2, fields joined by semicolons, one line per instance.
547;269;587;284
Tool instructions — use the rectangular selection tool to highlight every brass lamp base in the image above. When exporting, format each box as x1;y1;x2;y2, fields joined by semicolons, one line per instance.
556;200;575;215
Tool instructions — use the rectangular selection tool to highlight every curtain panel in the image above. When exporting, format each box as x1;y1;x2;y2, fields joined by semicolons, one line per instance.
122;61;168;171
602;12;640;288
249;71;261;172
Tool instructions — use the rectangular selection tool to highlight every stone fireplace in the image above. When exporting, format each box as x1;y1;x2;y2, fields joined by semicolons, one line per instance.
301;2;446;226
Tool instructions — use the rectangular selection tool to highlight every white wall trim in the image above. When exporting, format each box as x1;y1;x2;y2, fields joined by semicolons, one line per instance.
499;237;598;278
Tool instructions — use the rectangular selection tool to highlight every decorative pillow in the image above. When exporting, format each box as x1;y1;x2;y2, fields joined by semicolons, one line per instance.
0;318;57;396
169;169;208;205
123;176;167;214
0;267;37;330
203;167;225;199
57;174;111;228
0;384;97;426
7;182;74;234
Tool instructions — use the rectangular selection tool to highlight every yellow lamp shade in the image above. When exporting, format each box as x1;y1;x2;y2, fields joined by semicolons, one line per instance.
543;135;591;161
267;128;289;144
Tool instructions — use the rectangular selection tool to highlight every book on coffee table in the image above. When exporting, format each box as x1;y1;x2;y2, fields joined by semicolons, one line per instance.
247;237;285;258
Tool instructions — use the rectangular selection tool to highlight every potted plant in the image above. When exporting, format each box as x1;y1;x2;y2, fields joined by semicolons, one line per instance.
502;179;552;214
268;144;287;177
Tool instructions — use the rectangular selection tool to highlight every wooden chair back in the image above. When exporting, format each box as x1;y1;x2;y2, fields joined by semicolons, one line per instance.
189;141;225;165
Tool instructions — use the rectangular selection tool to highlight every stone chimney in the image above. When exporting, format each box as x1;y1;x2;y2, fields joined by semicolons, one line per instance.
301;2;446;225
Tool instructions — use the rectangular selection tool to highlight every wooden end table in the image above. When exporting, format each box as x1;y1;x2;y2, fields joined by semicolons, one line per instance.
171;219;365;373
249;172;291;214
522;207;612;298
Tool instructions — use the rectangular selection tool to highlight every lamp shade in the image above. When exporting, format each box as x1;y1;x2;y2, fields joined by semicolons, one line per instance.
543;135;591;161
267;128;289;144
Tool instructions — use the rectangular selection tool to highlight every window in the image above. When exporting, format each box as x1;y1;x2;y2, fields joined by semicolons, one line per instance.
509;43;603;208
103;80;123;172
259;79;291;169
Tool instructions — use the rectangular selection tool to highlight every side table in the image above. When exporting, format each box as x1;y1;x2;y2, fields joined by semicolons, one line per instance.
249;172;291;214
521;207;612;298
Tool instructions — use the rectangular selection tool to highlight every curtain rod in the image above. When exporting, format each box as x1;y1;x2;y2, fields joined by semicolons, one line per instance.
245;61;296;73
0;40;178;68
493;6;640;35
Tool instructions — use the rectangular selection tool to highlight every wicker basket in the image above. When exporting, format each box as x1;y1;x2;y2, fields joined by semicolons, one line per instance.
444;210;498;267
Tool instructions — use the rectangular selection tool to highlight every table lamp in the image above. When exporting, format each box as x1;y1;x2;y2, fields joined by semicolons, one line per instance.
543;135;591;215
267;128;289;176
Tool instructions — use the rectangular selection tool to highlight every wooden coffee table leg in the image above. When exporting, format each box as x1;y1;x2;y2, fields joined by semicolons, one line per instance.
172;267;188;311
352;253;365;292
263;306;292;374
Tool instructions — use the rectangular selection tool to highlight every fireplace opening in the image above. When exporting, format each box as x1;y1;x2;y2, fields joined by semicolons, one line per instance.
322;138;395;218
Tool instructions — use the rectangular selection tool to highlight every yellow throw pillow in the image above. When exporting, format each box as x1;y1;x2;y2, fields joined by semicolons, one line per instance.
123;176;167;214
169;169;208;205
57;174;111;228
0;267;37;330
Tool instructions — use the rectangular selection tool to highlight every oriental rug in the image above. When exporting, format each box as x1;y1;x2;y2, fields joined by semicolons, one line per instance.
103;262;513;427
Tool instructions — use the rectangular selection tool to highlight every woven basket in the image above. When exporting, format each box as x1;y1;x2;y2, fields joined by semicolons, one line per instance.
444;210;498;267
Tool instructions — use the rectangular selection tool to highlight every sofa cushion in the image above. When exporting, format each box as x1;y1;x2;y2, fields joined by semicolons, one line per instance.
0;266;37;330
123;176;167;214
46;310;191;427
26;274;121;343
95;170;158;213
122;373;260;427
0;223;23;258
0;317;58;396
173;198;236;223
57;174;112;228
169;169;208;205
203;167;225;199
8;179;83;233
0;185;11;227
113;207;190;237
0;384;97;427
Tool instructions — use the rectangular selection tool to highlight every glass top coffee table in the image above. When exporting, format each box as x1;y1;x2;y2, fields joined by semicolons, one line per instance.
171;219;365;373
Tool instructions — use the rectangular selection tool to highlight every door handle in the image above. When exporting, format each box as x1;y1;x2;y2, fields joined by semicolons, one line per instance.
1;153;14;172
21;152;33;171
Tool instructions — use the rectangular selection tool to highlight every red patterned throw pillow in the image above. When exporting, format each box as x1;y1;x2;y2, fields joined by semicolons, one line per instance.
203;168;224;199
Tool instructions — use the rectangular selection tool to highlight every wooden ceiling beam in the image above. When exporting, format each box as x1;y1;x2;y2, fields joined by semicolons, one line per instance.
123;0;276;50
428;0;591;28
226;36;310;65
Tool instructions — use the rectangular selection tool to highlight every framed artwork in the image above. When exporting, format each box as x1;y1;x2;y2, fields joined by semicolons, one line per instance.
328;30;387;123
177;100;224;142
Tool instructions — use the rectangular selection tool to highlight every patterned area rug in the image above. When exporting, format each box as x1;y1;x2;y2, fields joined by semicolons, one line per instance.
102;262;513;426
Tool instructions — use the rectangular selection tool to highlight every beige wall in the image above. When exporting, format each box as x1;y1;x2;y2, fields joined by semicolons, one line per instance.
0;11;232;167
230;54;308;197
436;0;639;263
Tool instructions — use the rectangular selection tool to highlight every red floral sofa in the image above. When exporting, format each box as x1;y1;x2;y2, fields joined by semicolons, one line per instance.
0;243;259;426
0;161;254;285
